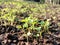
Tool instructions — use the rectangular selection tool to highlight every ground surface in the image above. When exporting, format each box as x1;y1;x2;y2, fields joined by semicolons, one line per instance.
0;1;60;45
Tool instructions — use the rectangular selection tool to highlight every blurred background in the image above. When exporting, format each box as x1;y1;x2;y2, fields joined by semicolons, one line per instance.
0;0;60;4
14;0;60;4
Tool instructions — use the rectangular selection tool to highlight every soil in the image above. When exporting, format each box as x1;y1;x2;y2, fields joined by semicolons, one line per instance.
0;2;60;45
0;16;60;45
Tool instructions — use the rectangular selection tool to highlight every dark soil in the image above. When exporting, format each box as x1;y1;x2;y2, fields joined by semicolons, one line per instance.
0;18;60;45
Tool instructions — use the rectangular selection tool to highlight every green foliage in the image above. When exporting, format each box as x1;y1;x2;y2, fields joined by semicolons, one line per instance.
16;25;22;29
0;1;50;37
23;23;28;28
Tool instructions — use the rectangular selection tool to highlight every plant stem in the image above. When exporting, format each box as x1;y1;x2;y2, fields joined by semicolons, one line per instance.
27;36;28;45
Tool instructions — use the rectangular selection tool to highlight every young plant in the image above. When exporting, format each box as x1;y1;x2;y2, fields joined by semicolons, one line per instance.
38;19;50;37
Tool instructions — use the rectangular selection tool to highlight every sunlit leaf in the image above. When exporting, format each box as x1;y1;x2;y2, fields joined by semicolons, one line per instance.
23;23;28;28
16;25;22;29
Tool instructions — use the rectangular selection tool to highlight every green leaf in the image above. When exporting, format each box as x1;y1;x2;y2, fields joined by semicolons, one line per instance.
16;25;22;29
23;23;28;28
40;21;45;25
34;27;41;31
21;18;29;23
28;19;33;24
